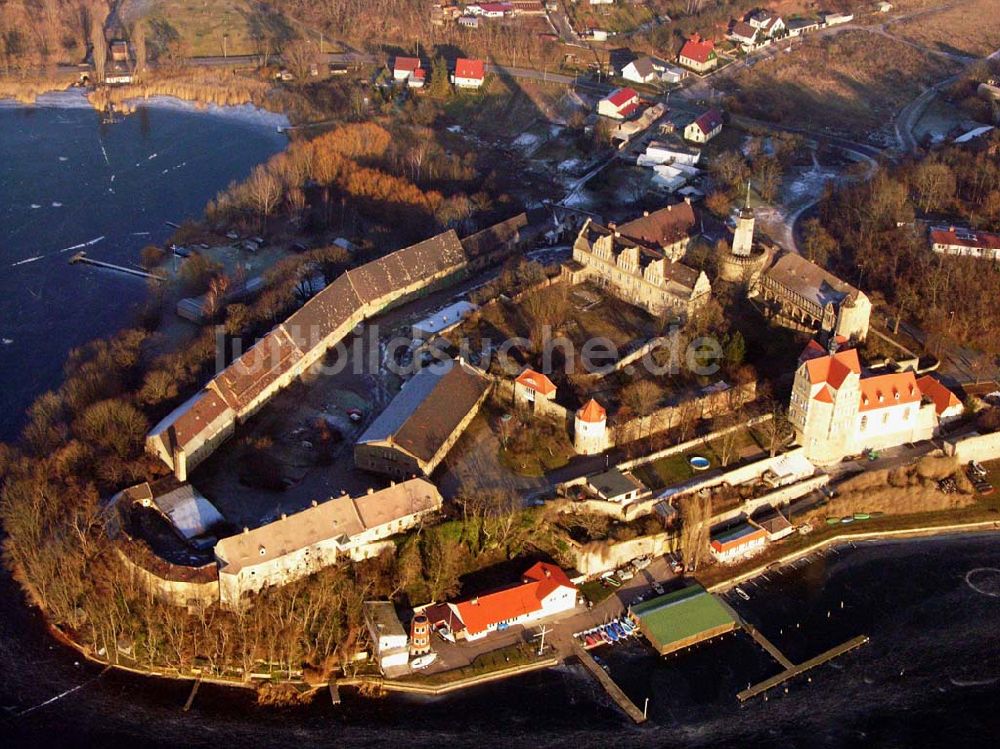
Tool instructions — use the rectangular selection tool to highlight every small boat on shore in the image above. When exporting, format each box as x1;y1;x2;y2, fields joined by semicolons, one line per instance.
841;516;855;524
853;512;870;520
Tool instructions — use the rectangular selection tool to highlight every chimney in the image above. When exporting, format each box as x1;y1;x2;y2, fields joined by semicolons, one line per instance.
243;527;249;534
281;513;287;520
471;596;479;605
311;499;318;507
367;487;374;495
544;567;552;578
643;210;650;217
684;196;692;205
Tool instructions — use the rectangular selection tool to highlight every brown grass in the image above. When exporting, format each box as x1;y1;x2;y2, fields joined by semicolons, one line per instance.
724;30;959;137
805;455;977;521
0;73;77;104
892;0;1000;58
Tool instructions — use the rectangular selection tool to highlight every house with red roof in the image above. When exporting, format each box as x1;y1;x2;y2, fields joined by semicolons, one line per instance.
684;108;724;143
678;33;718;73
393;56;422;82
788;343;943;463
514;368;557;403
916;375;964;423
434;562;578;640
929;226;1000;261
452;57;486;89
597;87;641;119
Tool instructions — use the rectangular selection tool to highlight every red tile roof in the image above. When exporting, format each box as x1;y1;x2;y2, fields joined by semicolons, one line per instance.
607;87;639;108
618;100;642;118
692;108;723;135
619;202;697;248
679;34;716;64
858;372;921;412
916;375;962;416
395;56;421;72
453;563;575;636
455;57;485;80
930;227;1000;251
803;348;861;393
578;398;607;423
516;368;557;396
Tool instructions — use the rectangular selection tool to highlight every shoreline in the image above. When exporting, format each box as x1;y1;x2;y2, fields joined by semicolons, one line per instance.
29;520;1000;702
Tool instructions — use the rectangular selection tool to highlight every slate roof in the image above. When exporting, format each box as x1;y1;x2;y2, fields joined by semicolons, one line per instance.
357;360;490;464
284;273;363;347
460;213;528;261
588;468;647;500
763;253;862;311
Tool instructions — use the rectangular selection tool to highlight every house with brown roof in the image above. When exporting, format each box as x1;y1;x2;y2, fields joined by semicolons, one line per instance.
616;201;698;261
355;359;491;478
929;226;1000;261
568;217;711;319
215;478;442;606
146;389;236;481
459;213;528;271
678;33;718;73
758;252;871;342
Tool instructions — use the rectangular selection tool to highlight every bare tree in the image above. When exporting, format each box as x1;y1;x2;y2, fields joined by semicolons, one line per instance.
91;15;107;84
132;23;146;80
679;493;712;571
282;39;316;80
245;166;283;230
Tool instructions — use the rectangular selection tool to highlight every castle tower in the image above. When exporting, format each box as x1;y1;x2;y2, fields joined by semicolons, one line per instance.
574;399;608;455
409;613;431;658
731;184;755;257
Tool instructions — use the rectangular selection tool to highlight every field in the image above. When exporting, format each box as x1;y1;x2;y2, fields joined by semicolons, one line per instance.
122;0;283;58
892;0;1000;58
724;30;959;139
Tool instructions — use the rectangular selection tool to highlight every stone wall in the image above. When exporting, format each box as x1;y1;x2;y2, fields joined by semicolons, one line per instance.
568;531;679;576
944;431;1000;462
116;546;219;609
611;381;758;446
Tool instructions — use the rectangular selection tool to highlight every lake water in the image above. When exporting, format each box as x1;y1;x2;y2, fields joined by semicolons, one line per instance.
4;533;998;747
0;91;288;440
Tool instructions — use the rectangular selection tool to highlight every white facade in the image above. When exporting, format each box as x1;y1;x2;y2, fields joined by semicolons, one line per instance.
574;400;608;455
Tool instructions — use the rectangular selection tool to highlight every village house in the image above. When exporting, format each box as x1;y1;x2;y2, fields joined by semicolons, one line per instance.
355;359;491;478
639;140;702;167
757;252;872;342
728;21;760;51
458;14;480;27
747;8;785;37
710;522;767;563
452;57;486;88
364;601;411;674
586;467;649;504
616;201;699;261
514;368;557;403
786;17;822;36
510;0;545;15
684;108;724;143
821;11;854;26
678;34;718;73
598;87;641;119
916;374;965;423
788;345;953;463
422;562;578;641
620;56;686;85
929;226;1000;261
393;56;422;82
215;479;443;606
466;2;511;17
567;215;711;319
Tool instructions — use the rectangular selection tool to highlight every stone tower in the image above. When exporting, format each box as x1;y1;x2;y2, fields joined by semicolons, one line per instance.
732;185;755;257
574;399;608;455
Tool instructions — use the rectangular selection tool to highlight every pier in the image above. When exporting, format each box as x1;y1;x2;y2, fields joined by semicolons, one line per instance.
743;623;794;669
69;251;165;281
182;678;201;712
737;635;869;702
573;644;647;724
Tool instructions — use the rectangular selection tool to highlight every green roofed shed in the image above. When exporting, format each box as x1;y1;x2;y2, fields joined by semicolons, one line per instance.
630;584;737;655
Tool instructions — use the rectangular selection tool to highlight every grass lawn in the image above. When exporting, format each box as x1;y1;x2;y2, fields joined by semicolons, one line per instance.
893;0;1000;58
579;579;617;605
632;427;767;491
129;0;262;58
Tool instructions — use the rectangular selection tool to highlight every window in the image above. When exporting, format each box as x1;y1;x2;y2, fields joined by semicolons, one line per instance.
860;415;867;431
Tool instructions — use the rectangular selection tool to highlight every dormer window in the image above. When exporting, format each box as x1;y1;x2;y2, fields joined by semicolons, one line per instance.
258;545;266;556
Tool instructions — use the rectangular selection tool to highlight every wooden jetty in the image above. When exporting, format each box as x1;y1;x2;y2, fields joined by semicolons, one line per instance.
573;644;647;724
328;681;341;705
182;678;202;712
69;251;165;282
737;635;869;702
743;623;794;669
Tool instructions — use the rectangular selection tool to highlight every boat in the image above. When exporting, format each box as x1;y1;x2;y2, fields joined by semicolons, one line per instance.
584;633;598;647
853;512;870;520
840;516;855;524
826;517;841;525
598;628;612;644
735;587;750;601
603;625;620;643
410;652;438;670
620;618;636;635
610;622;626;639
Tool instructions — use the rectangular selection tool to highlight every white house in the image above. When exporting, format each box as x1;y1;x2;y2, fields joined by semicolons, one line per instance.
393;56;422;82
640;140;701;166
587;468;648;503
452;57;486;89
929;226;1000;260
598;87;641;119
514;368;557;403
684;108;723;143
822;12;854;26
364;601;410;673
436;562;578;641
621;56;686;85
710;522;767;563
215;479;443;607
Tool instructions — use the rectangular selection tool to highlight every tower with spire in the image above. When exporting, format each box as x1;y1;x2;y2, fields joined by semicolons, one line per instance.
731;181;755;257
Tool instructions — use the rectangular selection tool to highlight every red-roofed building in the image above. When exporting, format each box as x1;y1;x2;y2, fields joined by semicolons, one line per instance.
394;56;422;82
453;57;486;88
598;87;641;119
929;226;1000;261
916;375;964;422
684;108;724;143
574;398;608;455
408;67;427;88
678;34;718;73
789;345;940;463
514;368;557;402
439;562;578;640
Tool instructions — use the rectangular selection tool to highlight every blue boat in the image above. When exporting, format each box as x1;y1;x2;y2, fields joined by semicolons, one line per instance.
603;624;620;642
619;618;635;635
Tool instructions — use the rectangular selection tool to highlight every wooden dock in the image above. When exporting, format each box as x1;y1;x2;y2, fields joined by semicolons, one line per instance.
737;635;869;702
743;623;793;669
328;681;341;705
573;644;647;724
182;678;201;712
69;251;165;282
